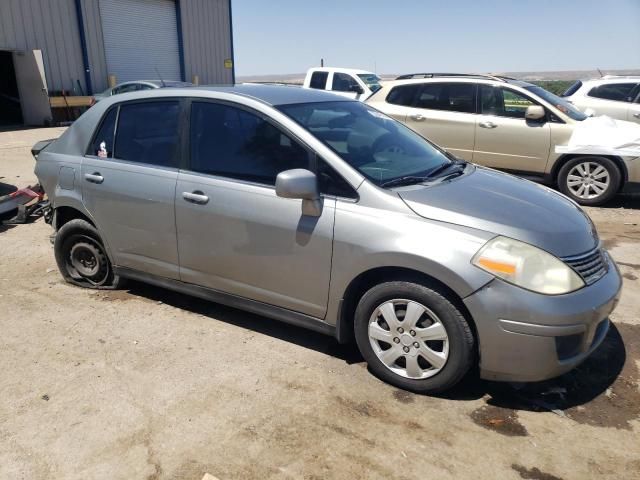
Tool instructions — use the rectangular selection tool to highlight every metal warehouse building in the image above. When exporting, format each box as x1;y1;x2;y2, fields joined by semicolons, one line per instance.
0;0;234;126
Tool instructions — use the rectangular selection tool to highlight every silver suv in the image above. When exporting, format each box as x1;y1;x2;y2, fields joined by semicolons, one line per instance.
34;85;622;393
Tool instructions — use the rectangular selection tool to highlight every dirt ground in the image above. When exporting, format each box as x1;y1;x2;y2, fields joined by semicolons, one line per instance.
1;127;639;480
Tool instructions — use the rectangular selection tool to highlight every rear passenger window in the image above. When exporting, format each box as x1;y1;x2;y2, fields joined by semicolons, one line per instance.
415;83;475;113
114;101;181;167
88;107;118;158
190;102;310;185
309;71;328;89
386;84;422;106
588;83;638;102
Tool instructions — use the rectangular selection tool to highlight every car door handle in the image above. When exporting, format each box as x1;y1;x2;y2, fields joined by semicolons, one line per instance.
479;121;498;129
633;113;640;119
84;172;104;184
410;114;426;121
182;191;209;205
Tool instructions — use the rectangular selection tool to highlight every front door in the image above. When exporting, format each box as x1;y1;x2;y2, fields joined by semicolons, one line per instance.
473;85;551;173
403;82;477;161
81;100;182;279
176;101;335;318
12;49;52;126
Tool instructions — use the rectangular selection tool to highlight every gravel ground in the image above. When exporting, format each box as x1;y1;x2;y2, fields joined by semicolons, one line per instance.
1;128;639;480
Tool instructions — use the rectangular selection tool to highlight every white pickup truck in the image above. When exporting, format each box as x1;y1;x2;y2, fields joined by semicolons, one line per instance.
303;67;382;101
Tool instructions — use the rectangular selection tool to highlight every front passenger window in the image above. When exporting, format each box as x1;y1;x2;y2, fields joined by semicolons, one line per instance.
480;86;536;119
190;102;310;185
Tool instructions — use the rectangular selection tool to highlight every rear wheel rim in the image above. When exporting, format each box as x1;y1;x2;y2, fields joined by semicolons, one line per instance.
567;162;610;200
64;235;110;286
368;299;449;380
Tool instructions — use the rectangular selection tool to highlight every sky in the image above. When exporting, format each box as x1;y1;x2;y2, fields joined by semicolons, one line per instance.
231;0;640;76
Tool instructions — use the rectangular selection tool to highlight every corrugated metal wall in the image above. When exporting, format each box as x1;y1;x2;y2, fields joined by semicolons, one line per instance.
180;0;233;85
0;0;87;93
0;0;233;94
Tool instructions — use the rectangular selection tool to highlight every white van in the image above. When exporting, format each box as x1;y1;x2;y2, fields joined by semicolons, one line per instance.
303;67;382;101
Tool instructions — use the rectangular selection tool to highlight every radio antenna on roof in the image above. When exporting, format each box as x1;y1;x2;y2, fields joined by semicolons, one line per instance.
154;66;166;87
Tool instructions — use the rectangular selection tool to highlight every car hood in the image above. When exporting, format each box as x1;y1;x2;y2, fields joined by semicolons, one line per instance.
399;166;598;258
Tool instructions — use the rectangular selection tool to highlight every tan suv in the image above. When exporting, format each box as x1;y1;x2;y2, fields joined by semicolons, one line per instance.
367;73;640;205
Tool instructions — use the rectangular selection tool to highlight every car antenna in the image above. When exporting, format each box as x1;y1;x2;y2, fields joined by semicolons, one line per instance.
597;68;604;78
154;67;166;87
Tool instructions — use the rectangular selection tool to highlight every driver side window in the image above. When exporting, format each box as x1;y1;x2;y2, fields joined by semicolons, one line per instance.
332;73;360;92
480;85;536;119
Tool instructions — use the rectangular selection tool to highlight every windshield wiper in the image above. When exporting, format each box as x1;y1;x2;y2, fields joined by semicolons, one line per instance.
380;175;432;188
426;159;466;179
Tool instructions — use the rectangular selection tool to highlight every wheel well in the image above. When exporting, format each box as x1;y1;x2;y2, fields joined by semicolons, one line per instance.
54;206;94;231
552;154;628;190
336;267;478;348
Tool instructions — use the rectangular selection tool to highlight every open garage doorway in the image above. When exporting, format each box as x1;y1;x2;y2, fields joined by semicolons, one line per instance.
0;50;23;127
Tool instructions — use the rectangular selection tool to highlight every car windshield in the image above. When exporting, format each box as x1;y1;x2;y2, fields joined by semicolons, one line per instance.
525;85;587;121
357;74;382;93
278;101;451;186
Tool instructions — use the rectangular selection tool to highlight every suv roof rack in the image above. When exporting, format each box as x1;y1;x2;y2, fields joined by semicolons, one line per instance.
601;75;640;79
395;73;516;82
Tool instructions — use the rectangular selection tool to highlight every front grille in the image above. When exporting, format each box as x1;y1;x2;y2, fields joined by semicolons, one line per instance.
562;247;607;285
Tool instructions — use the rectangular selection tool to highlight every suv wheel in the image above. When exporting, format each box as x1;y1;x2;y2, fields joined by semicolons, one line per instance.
354;281;474;393
54;218;122;289
558;156;621;206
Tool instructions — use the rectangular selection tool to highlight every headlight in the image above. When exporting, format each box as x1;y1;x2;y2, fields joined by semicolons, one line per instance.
472;236;584;294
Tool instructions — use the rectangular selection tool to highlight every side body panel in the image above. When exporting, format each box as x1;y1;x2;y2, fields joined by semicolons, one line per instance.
323;189;495;327
175;172;336;318
473;116;551;173
81;157;180;279
404;107;476;161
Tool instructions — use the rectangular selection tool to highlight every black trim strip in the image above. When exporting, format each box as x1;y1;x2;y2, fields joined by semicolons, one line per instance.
74;0;93;95
175;0;187;82
114;266;336;338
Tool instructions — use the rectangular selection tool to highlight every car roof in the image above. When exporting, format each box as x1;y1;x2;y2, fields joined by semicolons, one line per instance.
100;84;355;106
381;77;536;88
180;84;355;105
307;67;375;75
115;80;191;88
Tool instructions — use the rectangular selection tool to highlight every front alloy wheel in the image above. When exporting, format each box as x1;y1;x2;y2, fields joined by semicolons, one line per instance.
354;281;474;394
368;299;449;379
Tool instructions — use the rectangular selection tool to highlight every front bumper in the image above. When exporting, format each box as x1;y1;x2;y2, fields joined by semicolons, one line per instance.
464;252;622;382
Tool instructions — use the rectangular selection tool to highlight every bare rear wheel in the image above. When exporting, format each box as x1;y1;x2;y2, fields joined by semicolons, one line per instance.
54;218;123;289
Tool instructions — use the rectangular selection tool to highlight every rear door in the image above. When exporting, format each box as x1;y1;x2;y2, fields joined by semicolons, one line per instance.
369;83;421;123
175;100;336;318
402;82;477;161
81;100;182;279
473;85;551;173
627;85;640;124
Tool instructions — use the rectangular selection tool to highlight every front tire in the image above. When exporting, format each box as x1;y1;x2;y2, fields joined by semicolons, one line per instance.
54;218;123;289
354;281;474;394
558;156;621;206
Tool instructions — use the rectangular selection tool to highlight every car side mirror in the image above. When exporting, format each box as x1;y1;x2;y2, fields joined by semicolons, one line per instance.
350;84;364;95
275;169;322;217
525;105;546;121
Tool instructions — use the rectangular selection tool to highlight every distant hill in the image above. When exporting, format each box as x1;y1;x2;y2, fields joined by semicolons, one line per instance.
237;69;640;84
